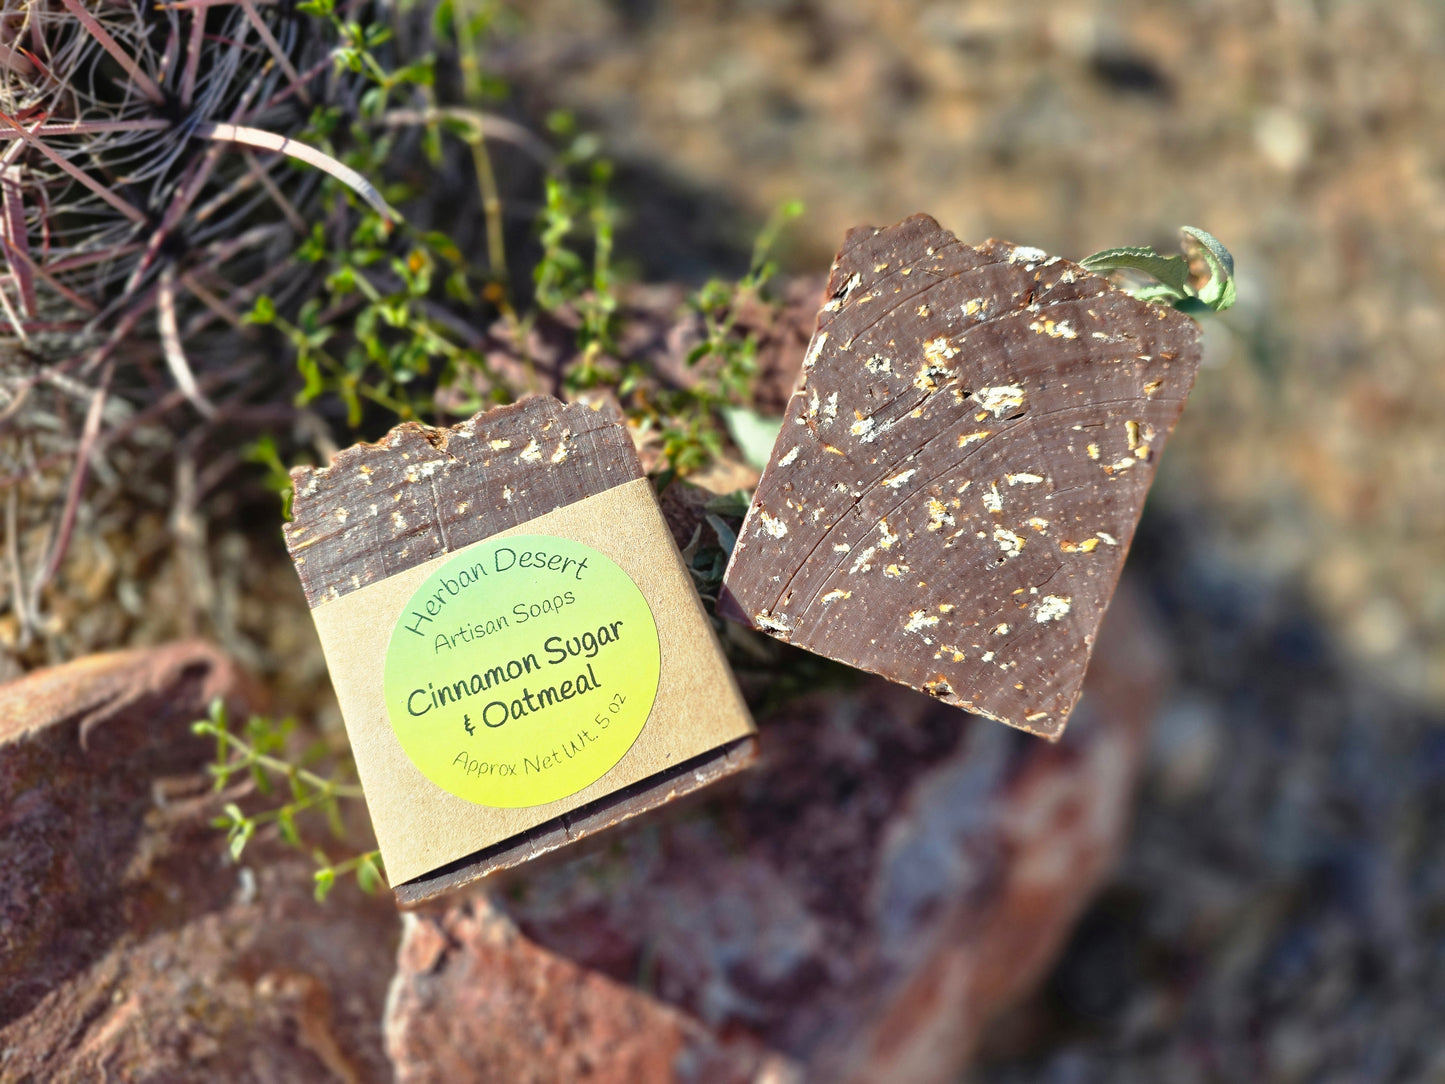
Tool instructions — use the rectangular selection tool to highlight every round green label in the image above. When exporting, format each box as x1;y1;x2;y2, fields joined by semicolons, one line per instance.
382;534;661;808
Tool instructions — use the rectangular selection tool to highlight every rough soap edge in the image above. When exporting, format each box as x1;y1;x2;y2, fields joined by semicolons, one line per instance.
284;396;643;608
392;736;758;906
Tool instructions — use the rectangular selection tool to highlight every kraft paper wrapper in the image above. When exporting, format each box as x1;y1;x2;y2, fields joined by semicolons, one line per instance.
309;476;756;887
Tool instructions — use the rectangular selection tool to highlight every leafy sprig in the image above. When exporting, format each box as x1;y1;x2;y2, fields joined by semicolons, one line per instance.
235;6;516;430
534;111;621;390
192;698;383;902
686;199;804;388
640;199;803;476
1081;226;1237;312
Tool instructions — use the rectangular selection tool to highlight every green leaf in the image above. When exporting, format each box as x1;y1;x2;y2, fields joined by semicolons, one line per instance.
1180;226;1237;311
278;806;300;847
296;224;327;263
704;513;738;556
748;198;804;283
1081;227;1237;314
360;86;387;121
355;852;382;894
720;406;783;471
250;763;272;795
247;295;276;325
1079;246;1193;298
313;867;336;902
423;231;463;265
295;352;325;404
444;269;473;303
326;266;356;295
228;820;254;861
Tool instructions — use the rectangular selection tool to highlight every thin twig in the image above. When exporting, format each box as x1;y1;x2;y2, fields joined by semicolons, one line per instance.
1;166;36;315
242;52;333;120
180;9;205;110
80;280;156;377
157;20;180;92
158;263;218;418
0;276;27;344
0;236;100;314
30;355;113;605
161;0;278;9
0;112;149;224
204;725;367;800
236;0;311;106
0;43;37;80
38;243;145;276
5;487;31;647
241;151;308;233
196;121;400;222
179;268;245;329
380;108;555;165
0;120;172;137
58;0;166;106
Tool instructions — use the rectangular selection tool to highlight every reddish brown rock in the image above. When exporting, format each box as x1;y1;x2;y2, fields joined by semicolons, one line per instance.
0;644;400;1082
385;580;1166;1083
386;901;795;1084
0;642;244;1023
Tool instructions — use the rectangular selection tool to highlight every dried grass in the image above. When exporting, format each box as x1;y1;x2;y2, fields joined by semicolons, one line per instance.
0;1;363;646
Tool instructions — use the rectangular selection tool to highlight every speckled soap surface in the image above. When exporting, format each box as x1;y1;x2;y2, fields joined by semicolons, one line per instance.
720;214;1202;738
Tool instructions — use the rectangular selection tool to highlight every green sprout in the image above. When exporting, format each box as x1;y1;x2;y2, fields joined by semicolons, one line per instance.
192;698;383;902
645;198;804;478
1081;226;1237;313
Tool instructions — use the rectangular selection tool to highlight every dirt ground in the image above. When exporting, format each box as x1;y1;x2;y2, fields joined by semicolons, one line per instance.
491;1;1445;1079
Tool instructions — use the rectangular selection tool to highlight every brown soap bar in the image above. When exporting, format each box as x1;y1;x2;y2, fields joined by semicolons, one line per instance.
720;214;1202;739
286;396;756;902
287;397;642;607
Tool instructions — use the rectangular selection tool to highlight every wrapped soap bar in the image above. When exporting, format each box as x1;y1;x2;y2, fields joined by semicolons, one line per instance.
720;214;1202;739
286;396;756;904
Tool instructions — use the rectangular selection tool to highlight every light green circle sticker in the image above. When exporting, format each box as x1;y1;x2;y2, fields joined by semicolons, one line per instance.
382;534;661;808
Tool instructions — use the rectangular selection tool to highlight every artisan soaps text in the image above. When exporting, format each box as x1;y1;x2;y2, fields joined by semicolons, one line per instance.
402;545;590;636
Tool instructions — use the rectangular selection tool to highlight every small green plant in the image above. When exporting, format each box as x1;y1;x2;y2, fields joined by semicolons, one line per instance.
531;110;621;390
1081;226;1237;313
686;198;804;390
240;7;515;427
518;120;803;477
626;199;804;478
192;698;383;901
244;436;301;519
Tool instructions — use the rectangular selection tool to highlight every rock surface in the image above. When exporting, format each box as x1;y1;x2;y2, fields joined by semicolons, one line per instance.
0;643;399;1083
386;580;1166;1083
0;642;244;1025
0;570;1160;1083
385;902;793;1084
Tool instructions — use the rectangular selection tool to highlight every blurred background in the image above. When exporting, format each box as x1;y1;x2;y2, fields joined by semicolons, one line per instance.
495;4;1445;1076
2;0;1445;1081
499;6;1445;1081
